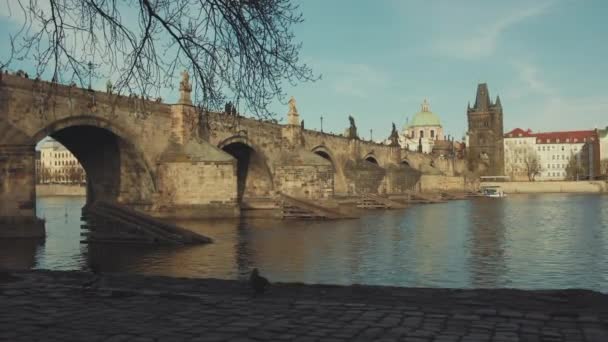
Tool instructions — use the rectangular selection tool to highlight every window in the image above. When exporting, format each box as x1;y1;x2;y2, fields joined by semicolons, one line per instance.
420;130;424;138
552;155;555;160
561;146;564;151
431;130;435;138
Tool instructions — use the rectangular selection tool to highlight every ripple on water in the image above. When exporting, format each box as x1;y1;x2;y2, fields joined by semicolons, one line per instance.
1;194;606;292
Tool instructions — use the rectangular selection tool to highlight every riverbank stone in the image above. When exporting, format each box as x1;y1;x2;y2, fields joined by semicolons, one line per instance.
1;270;607;341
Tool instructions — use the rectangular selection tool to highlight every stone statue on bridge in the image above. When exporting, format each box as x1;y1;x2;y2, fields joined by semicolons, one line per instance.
179;70;192;105
288;96;298;115
346;115;358;139
287;96;300;125
388;122;400;147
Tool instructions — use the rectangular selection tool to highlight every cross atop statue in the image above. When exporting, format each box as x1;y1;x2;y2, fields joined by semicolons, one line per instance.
179;70;192;105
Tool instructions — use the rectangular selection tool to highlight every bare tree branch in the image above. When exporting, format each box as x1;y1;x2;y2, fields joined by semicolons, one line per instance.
2;0;317;119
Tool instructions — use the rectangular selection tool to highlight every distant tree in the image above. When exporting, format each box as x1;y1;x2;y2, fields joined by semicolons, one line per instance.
2;0;316;119
522;147;542;181
66;166;85;184
601;159;608;177
565;152;585;180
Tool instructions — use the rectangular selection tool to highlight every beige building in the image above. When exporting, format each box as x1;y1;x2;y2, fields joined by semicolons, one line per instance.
596;127;608;177
503;128;537;180
401;99;444;154
504;128;599;181
37;138;86;184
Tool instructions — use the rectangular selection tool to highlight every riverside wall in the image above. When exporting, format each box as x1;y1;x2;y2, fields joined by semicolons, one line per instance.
481;181;608;194
419;175;468;192
35;184;86;197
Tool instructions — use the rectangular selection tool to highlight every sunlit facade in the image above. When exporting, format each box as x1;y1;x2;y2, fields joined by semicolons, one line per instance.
504;128;598;181
37;139;86;184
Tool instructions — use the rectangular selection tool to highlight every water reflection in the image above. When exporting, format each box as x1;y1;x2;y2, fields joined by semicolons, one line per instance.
467;198;507;288
2;194;607;292
0;239;42;270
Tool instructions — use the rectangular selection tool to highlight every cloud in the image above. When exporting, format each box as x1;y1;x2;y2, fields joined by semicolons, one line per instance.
505;61;555;100
432;1;554;60
505;61;608;131
331;63;390;99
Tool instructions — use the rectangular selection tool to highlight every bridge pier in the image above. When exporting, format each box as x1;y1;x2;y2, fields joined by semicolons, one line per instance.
0;145;45;238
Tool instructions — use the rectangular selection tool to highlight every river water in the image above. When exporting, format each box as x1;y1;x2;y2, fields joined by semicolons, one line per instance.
1;194;607;292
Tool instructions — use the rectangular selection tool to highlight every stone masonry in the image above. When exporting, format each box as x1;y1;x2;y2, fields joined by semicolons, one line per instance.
1;72;465;237
1;270;607;341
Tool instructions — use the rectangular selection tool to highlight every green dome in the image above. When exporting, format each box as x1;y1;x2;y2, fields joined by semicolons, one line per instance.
406;99;441;128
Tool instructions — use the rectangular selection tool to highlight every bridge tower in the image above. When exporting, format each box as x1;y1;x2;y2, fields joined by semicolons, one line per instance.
466;83;504;176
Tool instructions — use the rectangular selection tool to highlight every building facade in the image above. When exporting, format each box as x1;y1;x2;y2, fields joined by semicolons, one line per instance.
401;99;444;154
37;139;86;184
466;83;504;176
598;127;608;177
503;128;537;180
504;128;599;181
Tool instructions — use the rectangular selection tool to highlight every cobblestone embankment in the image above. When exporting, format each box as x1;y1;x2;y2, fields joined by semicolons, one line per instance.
1;270;607;342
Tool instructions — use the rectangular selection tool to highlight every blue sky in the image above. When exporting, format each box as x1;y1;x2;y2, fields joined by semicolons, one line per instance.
2;0;608;141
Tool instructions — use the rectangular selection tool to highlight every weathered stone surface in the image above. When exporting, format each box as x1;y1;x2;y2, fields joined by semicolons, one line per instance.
1;73;468;237
1;270;608;342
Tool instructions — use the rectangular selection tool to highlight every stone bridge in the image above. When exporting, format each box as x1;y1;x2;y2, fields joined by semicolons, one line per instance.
0;72;448;237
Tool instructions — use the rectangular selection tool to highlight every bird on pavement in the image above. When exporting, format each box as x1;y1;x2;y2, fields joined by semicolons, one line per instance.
249;268;270;295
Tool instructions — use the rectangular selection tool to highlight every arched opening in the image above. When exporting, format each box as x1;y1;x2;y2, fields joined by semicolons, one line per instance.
401;160;410;167
365;156;379;165
221;141;273;204
31;123;155;260
33;123;156;208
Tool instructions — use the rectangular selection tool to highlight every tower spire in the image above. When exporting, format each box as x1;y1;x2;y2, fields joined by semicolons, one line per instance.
474;83;491;110
495;95;502;108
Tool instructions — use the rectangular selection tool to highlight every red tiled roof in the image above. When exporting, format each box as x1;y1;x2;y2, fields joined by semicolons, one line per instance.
504;128;597;144
533;130;596;144
505;128;534;137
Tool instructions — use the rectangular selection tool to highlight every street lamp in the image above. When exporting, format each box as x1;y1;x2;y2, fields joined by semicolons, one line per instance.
320;115;324;133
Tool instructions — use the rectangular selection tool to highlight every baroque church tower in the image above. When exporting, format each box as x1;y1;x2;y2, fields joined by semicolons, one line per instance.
466;83;504;175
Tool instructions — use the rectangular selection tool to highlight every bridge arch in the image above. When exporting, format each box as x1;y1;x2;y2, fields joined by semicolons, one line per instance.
311;145;337;168
363;153;379;165
32;116;157;206
218;135;274;203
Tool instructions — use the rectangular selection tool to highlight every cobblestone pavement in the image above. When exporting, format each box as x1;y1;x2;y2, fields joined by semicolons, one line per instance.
1;270;607;342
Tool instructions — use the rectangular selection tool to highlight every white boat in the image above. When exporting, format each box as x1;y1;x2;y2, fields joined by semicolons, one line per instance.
480;185;506;198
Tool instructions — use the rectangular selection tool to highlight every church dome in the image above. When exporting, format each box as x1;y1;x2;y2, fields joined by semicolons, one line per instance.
406;99;441;128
